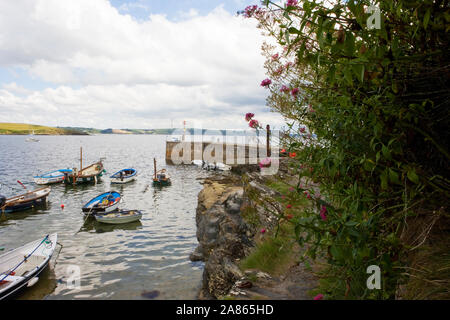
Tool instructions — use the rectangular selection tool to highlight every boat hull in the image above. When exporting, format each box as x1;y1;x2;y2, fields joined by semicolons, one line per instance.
34;169;72;185
63;161;104;185
0;233;57;300
82;191;121;215
110;176;136;184
2;187;51;213
152;179;171;186
95;210;142;224
110;168;137;184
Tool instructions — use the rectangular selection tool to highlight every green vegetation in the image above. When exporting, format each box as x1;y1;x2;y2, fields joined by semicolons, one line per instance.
243;0;449;299
240;177;310;276
0;123;86;135
240;228;295;275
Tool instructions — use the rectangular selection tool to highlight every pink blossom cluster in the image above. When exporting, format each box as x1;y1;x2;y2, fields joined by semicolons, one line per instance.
249;119;260;129
260;78;272;87
287;0;298;7
243;5;259;18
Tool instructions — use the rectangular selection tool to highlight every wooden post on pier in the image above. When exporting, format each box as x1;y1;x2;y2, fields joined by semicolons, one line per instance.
266;125;271;157
80;147;83;173
153;158;157;179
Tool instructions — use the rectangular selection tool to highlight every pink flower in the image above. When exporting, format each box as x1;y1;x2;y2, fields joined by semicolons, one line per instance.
313;294;324;300
287;0;298;8
245;112;254;121
286;204;292;209
289;187;295;192
243;5;258;18
291;87;299;96
274;66;284;75
261;228;266;234
320;206;327;221
280;85;289;93
271;53;279;60
299;127;306;133
249;119;260;129
261;78;272;87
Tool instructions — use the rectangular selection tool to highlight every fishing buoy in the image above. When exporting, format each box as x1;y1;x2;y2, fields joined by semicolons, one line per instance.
61;204;65;209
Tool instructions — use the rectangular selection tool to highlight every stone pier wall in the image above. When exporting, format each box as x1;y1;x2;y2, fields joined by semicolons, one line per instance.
165;141;273;165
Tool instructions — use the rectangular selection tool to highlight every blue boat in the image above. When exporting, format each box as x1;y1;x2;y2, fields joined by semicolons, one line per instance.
110;168;137;184
82;191;121;215
33;169;73;185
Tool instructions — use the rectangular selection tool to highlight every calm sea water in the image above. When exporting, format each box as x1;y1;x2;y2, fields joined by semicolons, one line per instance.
0;134;210;300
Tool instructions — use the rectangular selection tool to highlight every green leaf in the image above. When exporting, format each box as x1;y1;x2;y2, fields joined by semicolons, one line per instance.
423;8;431;29
382;145;392;160
389;168;400;184
407;169;419;184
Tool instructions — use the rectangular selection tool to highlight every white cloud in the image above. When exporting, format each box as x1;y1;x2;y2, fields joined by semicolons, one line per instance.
0;0;283;129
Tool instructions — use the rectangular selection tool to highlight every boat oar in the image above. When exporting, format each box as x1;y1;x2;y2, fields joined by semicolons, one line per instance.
17;180;27;190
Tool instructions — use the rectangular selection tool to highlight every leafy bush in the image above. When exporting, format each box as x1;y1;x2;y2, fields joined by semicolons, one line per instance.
241;0;449;299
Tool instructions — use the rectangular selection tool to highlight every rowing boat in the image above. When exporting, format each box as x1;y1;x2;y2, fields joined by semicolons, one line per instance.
0;233;57;300
110;168;137;184
63;161;104;185
0;187;51;213
82;191;121;215
33;169;73;185
95;210;142;224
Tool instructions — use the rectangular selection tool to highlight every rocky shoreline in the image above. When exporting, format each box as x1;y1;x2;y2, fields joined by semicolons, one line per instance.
190;162;318;300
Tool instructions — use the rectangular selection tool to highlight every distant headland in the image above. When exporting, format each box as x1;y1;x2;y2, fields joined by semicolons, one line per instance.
0;123;249;136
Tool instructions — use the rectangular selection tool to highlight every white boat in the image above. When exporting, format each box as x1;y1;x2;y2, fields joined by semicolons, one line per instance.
110;168;137;184
25;131;39;142
192;160;231;171
215;162;232;171
33;169;73;185
0;233;57;300
95;210;142;224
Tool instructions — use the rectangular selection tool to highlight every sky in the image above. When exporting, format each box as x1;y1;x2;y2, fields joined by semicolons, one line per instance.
0;0;285;130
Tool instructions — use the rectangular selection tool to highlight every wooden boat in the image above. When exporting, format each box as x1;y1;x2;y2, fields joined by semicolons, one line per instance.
0;187;51;213
64;161;104;185
33;169;73;185
82;191;121;215
152;158;171;186
63;147;105;185
95;210;142;224
0;233;57;300
110;168;137;184
153;169;171;186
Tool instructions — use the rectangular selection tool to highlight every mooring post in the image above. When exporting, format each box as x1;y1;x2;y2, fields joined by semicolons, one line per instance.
266;124;271;157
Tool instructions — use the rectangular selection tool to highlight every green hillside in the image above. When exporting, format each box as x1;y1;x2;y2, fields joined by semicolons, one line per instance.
0;123;87;135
